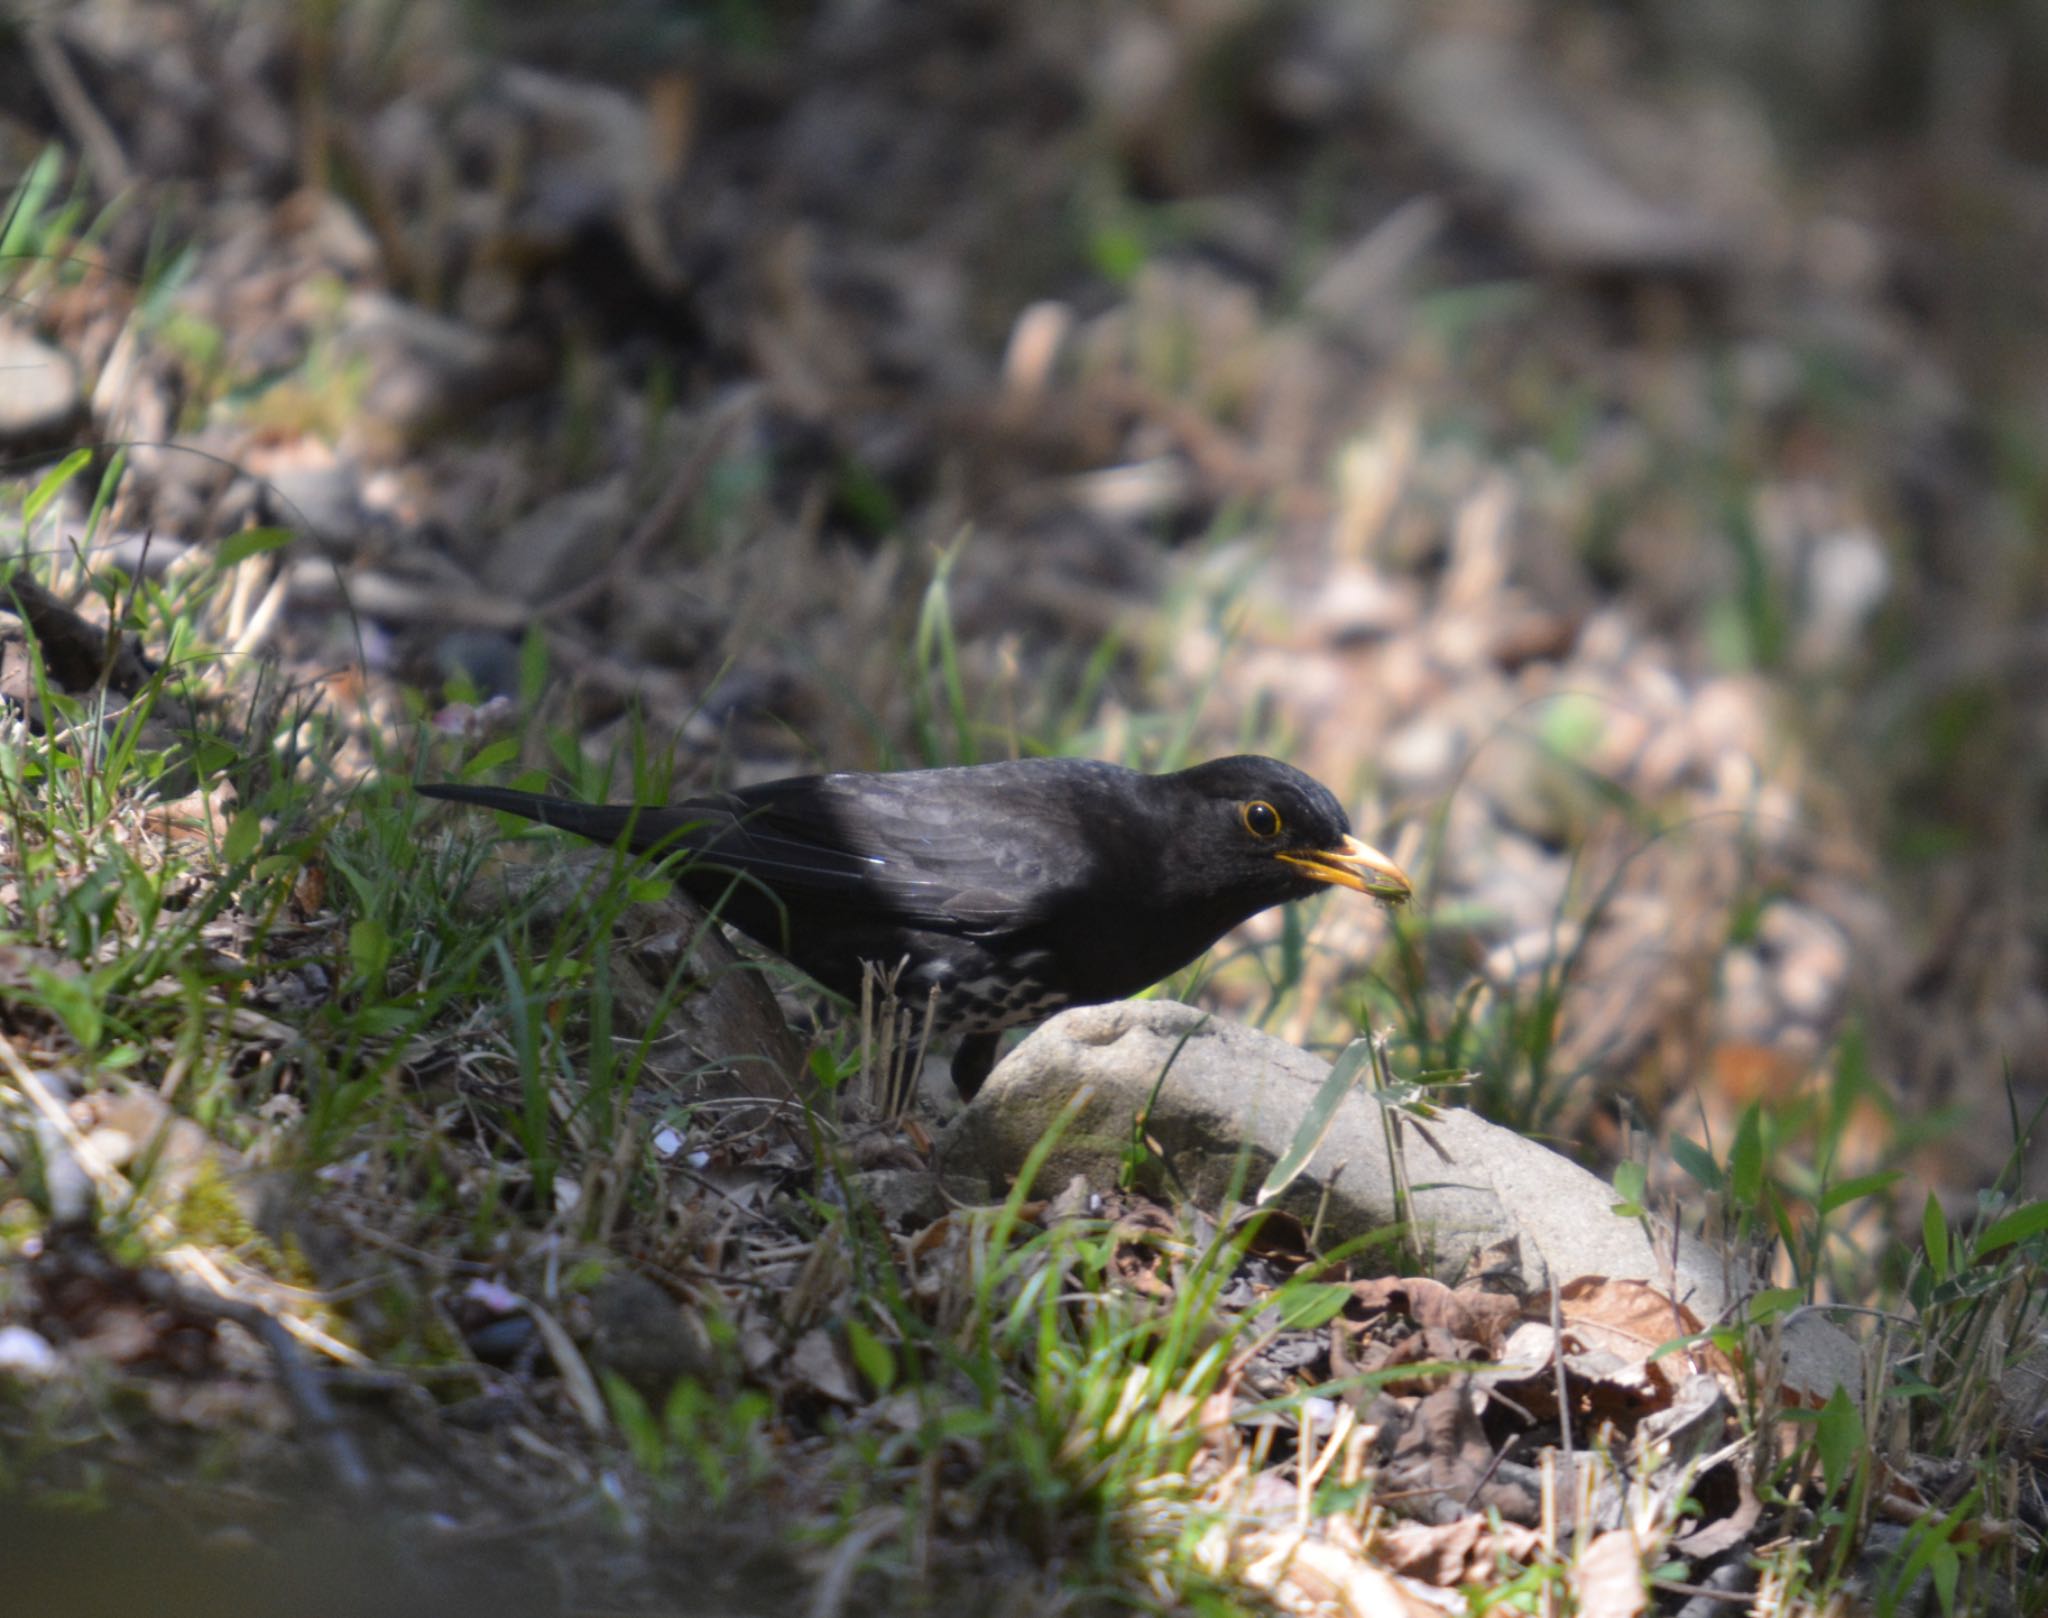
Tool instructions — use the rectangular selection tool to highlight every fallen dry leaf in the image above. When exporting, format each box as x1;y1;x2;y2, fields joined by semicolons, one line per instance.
787;1326;859;1405
1573;1529;1650;1618
1373;1516;1544;1586
1235;1527;1451;1617
1353;1275;1521;1353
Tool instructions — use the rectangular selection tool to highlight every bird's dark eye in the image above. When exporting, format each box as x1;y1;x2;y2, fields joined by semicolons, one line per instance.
1241;800;1283;838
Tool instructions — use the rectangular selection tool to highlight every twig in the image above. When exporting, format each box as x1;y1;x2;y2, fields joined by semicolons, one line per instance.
1549;1270;1573;1463
136;1266;373;1500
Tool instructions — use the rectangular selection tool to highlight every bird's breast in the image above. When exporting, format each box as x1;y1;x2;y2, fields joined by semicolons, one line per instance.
927;975;1070;1035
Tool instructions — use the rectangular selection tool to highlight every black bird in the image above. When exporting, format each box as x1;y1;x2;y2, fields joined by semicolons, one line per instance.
417;755;1410;1099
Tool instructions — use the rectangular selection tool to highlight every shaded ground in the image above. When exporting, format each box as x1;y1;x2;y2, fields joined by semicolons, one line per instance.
6;0;2048;1610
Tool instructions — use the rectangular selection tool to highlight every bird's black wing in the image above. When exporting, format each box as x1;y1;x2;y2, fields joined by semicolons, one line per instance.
420;763;1124;938
718;763;1127;936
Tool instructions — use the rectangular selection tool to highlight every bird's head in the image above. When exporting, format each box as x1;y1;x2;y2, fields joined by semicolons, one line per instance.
1165;756;1412;909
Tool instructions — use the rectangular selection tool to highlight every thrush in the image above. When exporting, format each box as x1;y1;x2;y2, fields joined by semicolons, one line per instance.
418;755;1410;1099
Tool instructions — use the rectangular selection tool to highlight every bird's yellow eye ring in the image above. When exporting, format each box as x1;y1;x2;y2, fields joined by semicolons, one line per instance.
1242;800;1283;838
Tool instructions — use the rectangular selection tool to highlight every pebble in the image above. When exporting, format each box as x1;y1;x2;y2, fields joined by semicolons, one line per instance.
1758;903;1849;1024
1382;714;1460;790
1717;947;1777;1044
253;453;369;552
0;330;80;445
481;474;629;601
0;1326;58;1377
1483;924;1586;988
1801;527;1890;665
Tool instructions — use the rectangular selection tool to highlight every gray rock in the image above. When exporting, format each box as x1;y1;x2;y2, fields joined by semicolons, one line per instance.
431;631;524;699
946;1000;1733;1306
585;1272;716;1398
0;329;81;445
482;475;630;601
950;1007;1736;1327
256;457;369;553
849;1167;948;1232
944;1001;1861;1404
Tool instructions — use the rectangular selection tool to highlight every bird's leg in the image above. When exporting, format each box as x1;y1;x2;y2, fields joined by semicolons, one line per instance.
950;1032;1001;1101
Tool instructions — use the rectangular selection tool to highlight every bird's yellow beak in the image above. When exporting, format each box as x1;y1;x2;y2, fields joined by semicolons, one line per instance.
1276;835;1412;903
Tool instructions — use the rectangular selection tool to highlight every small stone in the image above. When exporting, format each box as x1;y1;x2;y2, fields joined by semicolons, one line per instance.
1317;567;1420;646
431;632;522;698
1758;904;1850;1024
0;329;81;446
252;452;369;553
850;1167;946;1232
1800;528;1890;665
0;1325;58;1377
1381;716;1460;791
1717;947;1777;1043
587;1272;715;1398
1482;924;1585;989
482;475;629;601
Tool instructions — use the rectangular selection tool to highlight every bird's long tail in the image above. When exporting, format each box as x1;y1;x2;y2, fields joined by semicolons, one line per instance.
415;783;700;857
